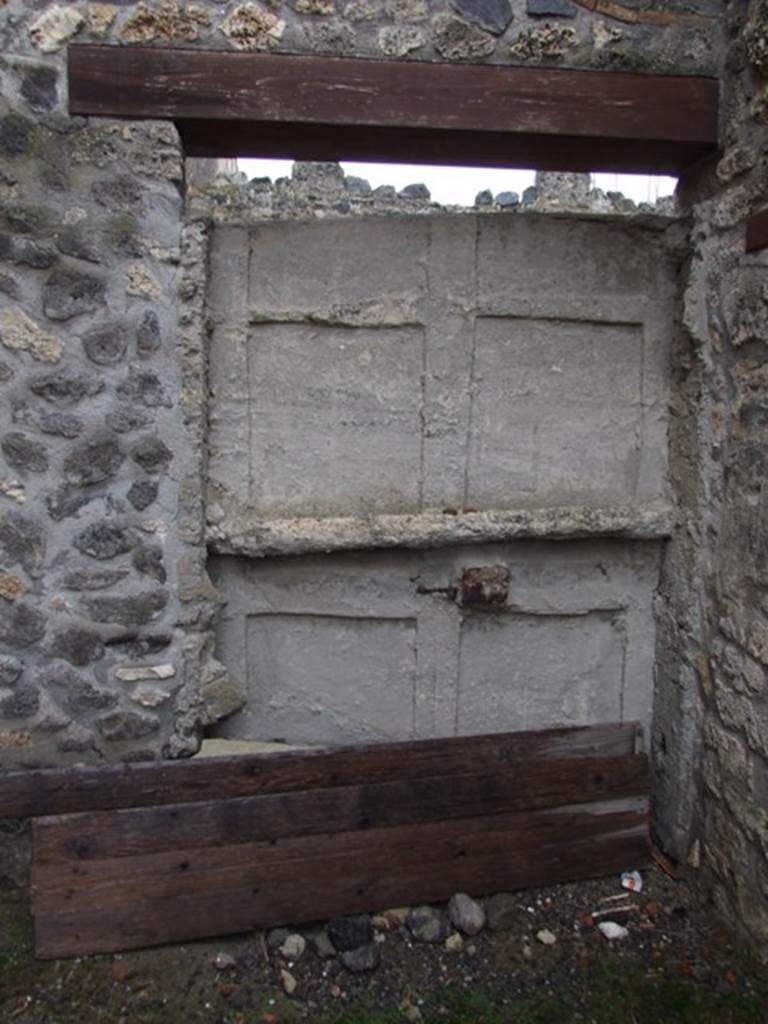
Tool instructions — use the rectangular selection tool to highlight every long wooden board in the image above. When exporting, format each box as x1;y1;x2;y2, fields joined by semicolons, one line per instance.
28;725;649;958
67;45;718;173
1;722;638;818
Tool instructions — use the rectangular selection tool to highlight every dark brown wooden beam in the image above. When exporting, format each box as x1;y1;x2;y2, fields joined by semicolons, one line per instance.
67;45;719;175
0;722;638;818
746;209;768;254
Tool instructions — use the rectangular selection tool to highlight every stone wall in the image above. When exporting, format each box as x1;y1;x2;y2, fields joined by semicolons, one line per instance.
1;0;767;961
650;0;768;955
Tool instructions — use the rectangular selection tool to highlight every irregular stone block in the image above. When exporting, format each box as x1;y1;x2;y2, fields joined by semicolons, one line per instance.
55;230;101;264
1;432;49;473
96;709;160;740
127;479;159;511
82;322;128;366
448;893;486;935
45;487;93;522
132;541;166;583
0;233;58;269
0;114;32;158
450;0;513;35
117;369;171;408
433;14;497;59
0;511;45;576
130;437;173;473
60;567;130;591
43;268;106;321
19;65;59;112
220;2;286;50
29;6;84;52
64;436;125;487
107;633;172;658
0;602;46;648
0;655;23;686
82;589;169;626
0;307;62;363
49;628;105;667
39;663;117;714
407;906;449;943
340;943;380;972
92;175;143;212
527;0;576;16
0;679;40;718
327;915;373;951
38;411;84;439
29;369;104;406
106;406;154;434
73;522;133;560
136;310;161;357
0;574;25;601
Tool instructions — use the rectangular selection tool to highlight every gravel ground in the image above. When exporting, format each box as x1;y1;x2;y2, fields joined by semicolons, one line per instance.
1;865;766;1023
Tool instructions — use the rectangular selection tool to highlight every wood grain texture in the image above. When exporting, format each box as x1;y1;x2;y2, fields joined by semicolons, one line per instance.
33;799;648;958
1;722;638;819
29;726;649;958
66;45;718;174
746;209;768;254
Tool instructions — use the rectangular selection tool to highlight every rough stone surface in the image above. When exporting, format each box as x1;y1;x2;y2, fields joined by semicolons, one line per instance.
73;522;133;560
0;602;46;649
0;307;62;365
220;3;285;50
0;655;23;686
43;269;106;321
407;906;449;943
327;915;373;951
527;0;576;16
82;590;169;626
82;323;128;366
130;437;173;474
0;512;45;577
433;14;496;60
97;710;160;740
127;479;159;511
136;310;161;357
0;679;40;718
29;370;104;407
448;893;486;936
450;0;513;35
63;437;125;487
341;943;381;972
48;629;105;668
1;433;49;473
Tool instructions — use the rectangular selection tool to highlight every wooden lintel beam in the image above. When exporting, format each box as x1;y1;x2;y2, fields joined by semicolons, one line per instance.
67;45;719;175
746;209;768;254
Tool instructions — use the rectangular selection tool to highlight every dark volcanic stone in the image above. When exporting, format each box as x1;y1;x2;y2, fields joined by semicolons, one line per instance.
82;322;128;366
327;915;373;952
64;436;125;487
39;663;117;715
74;522;133;560
29;369;104;407
55;230;101;264
527;0;576;15
97;710;160;741
0;601;46;648
0;511;45;576
105;632;172;658
133;541;166;583
117;369;170;409
106;406;154;434
0;114;32;157
38;411;84;439
92;175;143;212
136;310;161;357
127;479;158;511
450;0;513;33
0;679;39;718
130;436;173;473
399;183;431;200
0;232;58;269
20;66;58;112
0;655;23;686
60;567;130;591
43;268;105;321
407;906;450;943
45;487;93;522
49;628;105;667
82;589;169;626
341;944;381;972
0;273;18;298
1;432;49;472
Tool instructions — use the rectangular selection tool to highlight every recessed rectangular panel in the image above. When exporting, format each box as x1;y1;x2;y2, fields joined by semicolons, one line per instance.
457;612;624;735
466;318;645;507
247;323;424;517
245;613;417;745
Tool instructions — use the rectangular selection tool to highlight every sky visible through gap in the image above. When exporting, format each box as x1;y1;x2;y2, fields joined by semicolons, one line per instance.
238;159;677;207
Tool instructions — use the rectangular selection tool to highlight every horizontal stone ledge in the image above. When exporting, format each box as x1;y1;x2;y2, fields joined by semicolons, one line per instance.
206;504;675;558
